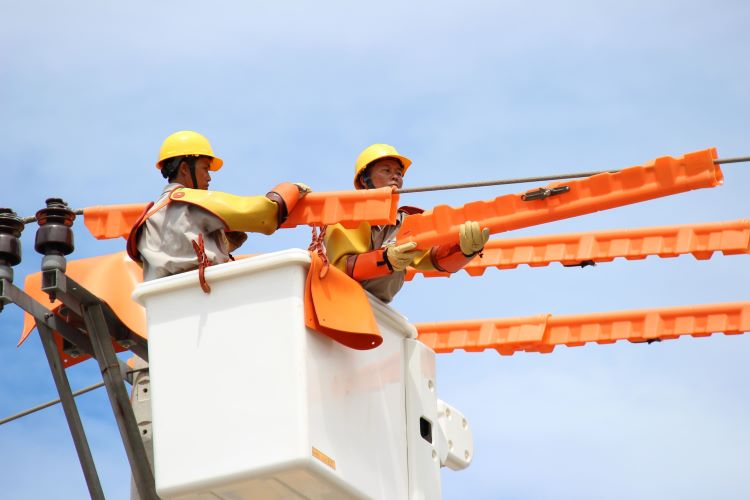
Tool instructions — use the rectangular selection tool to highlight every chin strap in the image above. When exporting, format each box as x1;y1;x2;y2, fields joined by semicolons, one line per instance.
358;171;376;189
186;156;199;189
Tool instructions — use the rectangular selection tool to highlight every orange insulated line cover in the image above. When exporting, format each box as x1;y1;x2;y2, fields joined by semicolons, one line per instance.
84;203;148;240
406;219;750;279
416;301;750;355
281;187;398;229
397;148;723;248
83;187;399;239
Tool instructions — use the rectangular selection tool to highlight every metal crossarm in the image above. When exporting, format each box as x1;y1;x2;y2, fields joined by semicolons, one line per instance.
36;321;105;500
40;270;158;499
41;269;148;361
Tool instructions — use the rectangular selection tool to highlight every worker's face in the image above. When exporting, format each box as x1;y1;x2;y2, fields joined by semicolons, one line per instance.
177;157;212;190
366;158;404;189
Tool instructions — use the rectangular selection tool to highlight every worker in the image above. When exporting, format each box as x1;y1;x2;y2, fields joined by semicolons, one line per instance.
324;143;489;303
127;130;310;281
126;130;310;499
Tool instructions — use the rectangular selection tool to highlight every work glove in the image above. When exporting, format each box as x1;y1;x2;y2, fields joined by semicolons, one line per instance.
384;241;420;272
459;221;490;257
294;182;312;198
225;231;248;252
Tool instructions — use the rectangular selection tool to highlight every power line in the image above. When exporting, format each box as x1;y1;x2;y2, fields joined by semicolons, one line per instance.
0;367;147;426
17;156;750;222
397;155;750;194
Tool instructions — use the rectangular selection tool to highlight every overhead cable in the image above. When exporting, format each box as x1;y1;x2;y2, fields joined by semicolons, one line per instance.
17;155;750;224
0;367;147;426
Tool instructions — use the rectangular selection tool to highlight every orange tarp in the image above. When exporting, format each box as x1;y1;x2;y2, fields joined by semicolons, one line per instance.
83;187;399;240
406;219;750;279
19;251;146;368
416;301;750;356
397;148;723;248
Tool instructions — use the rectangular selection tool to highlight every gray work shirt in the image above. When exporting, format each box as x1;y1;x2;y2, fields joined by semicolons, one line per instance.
137;183;232;281
360;211;406;303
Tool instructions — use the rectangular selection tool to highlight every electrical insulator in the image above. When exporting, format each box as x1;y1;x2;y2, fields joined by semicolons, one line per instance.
0;207;24;283
35;198;76;272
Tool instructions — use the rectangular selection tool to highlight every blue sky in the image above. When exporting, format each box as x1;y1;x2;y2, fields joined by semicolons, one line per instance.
1;1;749;498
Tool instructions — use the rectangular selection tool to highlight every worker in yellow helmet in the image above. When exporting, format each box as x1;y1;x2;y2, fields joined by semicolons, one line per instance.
127;130;311;281
324;143;489;303
126;131;310;500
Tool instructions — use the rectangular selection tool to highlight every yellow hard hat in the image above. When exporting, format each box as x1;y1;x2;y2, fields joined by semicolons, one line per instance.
156;131;223;171
353;144;412;189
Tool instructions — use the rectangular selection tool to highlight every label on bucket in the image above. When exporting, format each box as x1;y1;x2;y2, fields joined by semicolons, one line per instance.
312;447;336;470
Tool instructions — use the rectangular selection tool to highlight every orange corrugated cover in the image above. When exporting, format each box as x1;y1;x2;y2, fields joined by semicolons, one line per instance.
397;148;723;249
19;251;146;368
83;188;399;240
406;219;750;279
416;301;750;355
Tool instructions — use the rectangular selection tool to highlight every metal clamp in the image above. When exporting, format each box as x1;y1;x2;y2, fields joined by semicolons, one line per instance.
521;185;570;201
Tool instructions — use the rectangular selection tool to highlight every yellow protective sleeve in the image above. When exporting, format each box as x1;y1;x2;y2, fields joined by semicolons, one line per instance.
410;247;437;271
170;188;281;234
324;222;373;272
325;221;437;272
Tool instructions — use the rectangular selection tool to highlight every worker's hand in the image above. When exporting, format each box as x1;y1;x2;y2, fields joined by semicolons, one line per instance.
384;241;420;272
225;231;248;252
294;182;312;198
459;221;490;256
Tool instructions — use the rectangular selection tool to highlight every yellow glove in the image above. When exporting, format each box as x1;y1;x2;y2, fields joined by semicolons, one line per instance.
294;182;312;198
384;241;420;272
459;221;490;256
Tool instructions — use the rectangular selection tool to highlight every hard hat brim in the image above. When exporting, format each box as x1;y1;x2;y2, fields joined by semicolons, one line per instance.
155;155;223;171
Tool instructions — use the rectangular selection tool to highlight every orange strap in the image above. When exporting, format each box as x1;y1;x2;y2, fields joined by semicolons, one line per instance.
191;234;212;293
406;218;750;280
397;148;723;248
84;187;399;240
308;225;330;278
125;191;178;262
416;301;750;355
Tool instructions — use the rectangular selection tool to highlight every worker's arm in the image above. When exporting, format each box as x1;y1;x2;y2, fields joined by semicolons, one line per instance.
411;221;490;273
170;182;309;234
324;223;396;280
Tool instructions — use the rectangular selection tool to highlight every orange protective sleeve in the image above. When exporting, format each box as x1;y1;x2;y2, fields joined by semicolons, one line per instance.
349;249;392;281
416;301;750;356
405;218;750;280
430;244;473;273
397;148;722;248
84;203;149;240
282;187;398;229
83;188;399;239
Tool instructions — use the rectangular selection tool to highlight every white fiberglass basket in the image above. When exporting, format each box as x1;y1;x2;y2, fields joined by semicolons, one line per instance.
132;249;419;500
